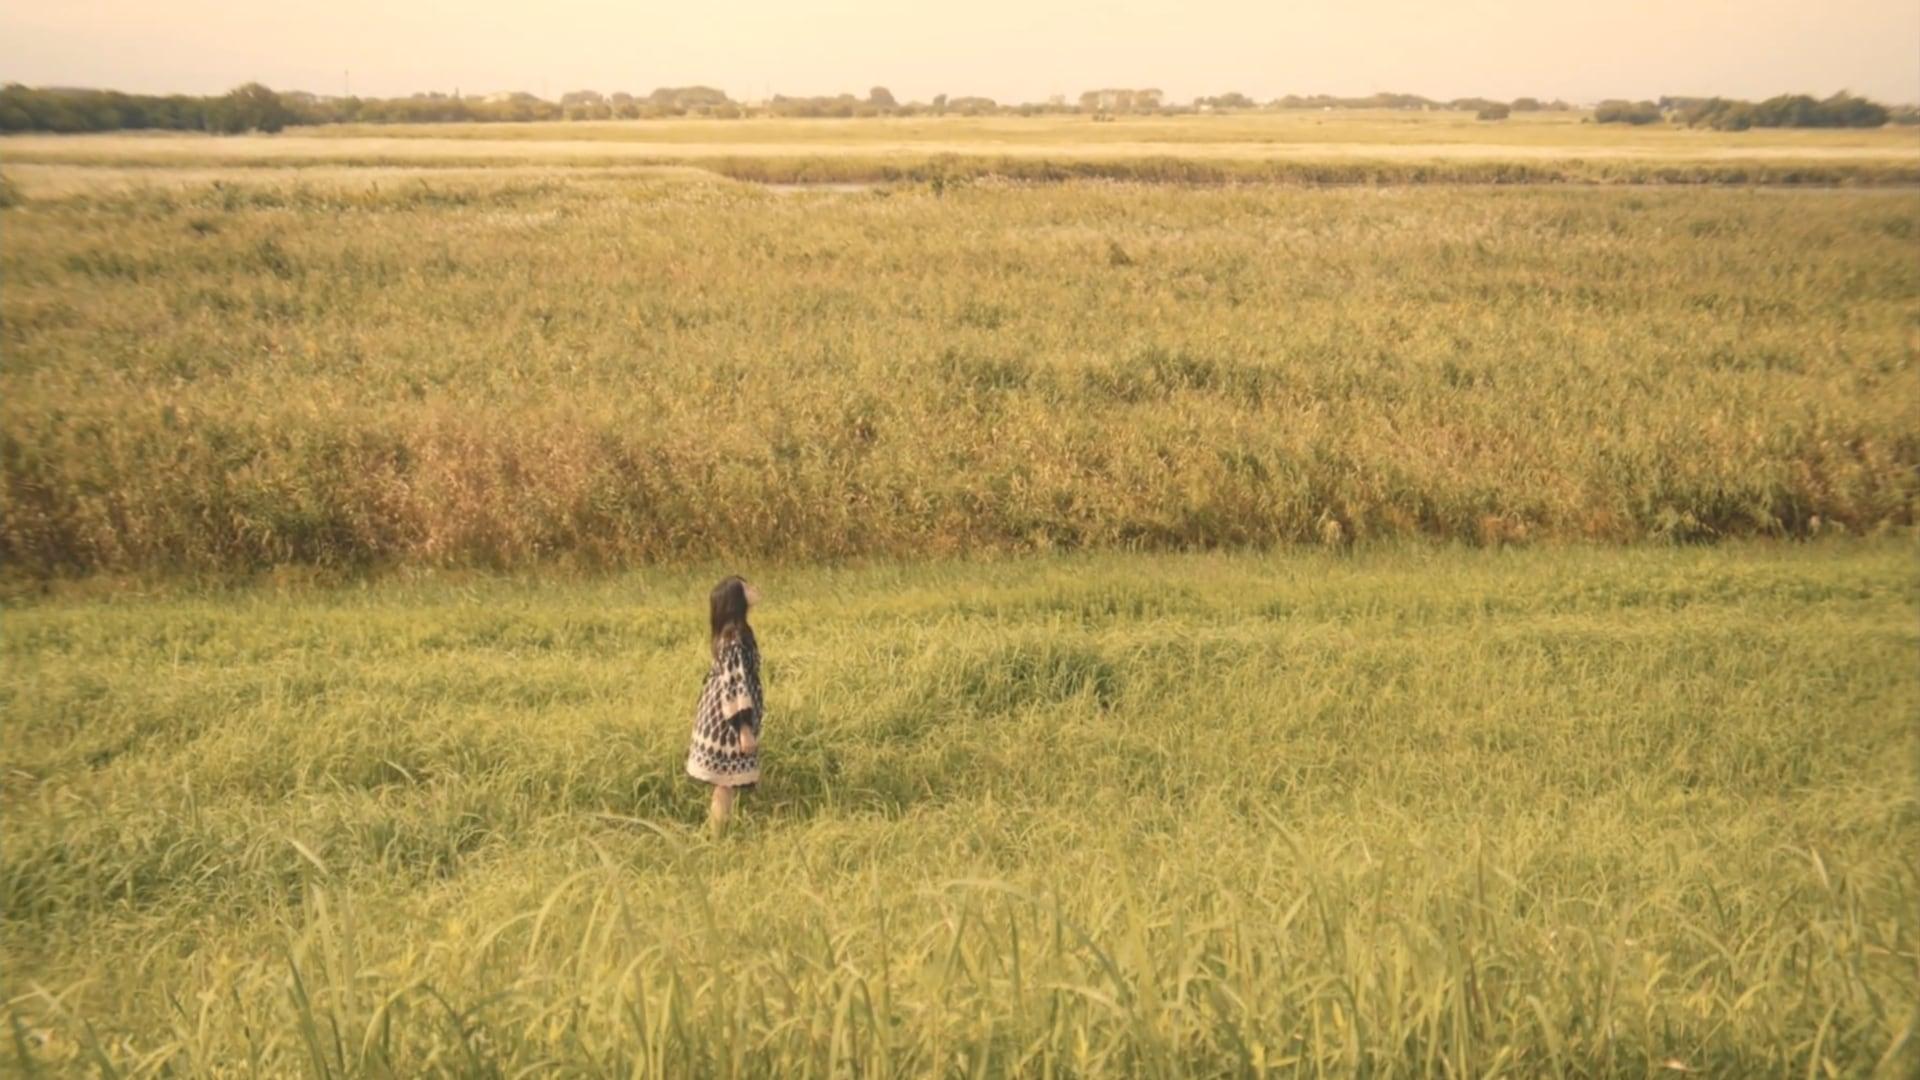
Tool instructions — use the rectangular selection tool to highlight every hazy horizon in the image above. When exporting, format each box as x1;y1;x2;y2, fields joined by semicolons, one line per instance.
3;0;1919;106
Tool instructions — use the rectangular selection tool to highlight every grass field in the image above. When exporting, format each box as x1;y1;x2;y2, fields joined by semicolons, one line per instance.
3;114;1918;1076
3;172;1917;575
4;544;1916;1075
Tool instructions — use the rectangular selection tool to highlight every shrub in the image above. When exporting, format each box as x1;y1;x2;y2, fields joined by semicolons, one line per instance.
1679;92;1891;130
1594;100;1663;125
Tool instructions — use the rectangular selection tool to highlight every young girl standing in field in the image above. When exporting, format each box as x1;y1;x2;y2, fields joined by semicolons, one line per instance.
687;576;764;833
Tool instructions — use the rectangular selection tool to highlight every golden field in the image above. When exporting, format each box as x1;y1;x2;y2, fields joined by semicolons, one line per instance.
2;115;1916;1076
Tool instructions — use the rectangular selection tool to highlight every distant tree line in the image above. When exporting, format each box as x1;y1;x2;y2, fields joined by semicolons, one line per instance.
1267;92;1577;112
0;82;300;133
2;81;1908;134
1594;92;1902;128
1194;92;1256;110
554;87;738;119
1667;92;1890;130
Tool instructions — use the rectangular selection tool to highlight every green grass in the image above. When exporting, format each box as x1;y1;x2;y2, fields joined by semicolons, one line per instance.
4;176;1917;575
3;543;1915;1074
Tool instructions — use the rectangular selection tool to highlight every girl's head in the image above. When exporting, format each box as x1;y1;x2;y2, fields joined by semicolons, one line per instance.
710;575;758;649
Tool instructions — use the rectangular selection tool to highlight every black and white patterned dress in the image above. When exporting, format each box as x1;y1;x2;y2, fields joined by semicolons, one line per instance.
685;628;763;787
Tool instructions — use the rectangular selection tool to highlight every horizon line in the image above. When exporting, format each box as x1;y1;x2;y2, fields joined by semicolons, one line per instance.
8;81;1919;110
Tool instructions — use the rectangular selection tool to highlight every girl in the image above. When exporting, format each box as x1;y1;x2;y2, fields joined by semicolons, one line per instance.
686;576;764;832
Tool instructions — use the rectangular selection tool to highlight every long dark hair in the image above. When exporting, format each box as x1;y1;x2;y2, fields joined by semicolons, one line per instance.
709;575;753;658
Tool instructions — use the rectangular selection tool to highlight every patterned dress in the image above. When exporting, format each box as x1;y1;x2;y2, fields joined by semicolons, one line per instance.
685;628;764;787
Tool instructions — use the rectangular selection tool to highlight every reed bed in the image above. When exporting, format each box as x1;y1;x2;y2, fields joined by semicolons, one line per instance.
3;176;1916;576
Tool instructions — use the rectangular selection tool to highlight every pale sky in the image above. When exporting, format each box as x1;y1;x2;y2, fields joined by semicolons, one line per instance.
3;1;1917;105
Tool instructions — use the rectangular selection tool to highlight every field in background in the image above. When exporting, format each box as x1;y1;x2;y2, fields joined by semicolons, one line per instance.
4;544;1916;1074
4;172;1917;575
4;111;1918;183
13;109;1920;151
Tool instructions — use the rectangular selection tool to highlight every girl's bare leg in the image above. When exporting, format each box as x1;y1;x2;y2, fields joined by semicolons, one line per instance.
709;784;736;835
